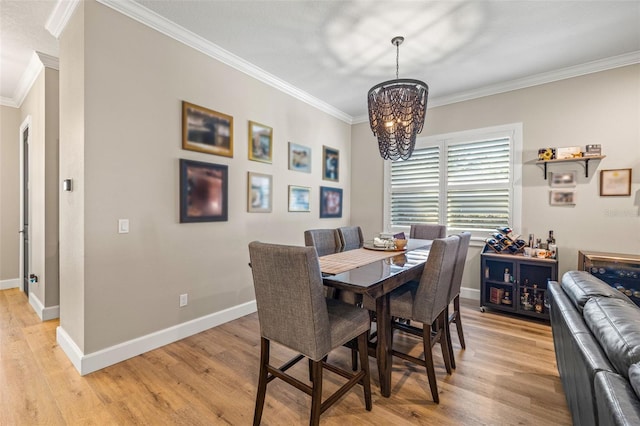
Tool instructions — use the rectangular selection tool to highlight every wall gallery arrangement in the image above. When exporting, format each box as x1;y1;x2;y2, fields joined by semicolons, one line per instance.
180;100;343;219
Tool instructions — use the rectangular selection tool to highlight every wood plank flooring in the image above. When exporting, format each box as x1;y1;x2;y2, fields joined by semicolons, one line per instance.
0;288;571;425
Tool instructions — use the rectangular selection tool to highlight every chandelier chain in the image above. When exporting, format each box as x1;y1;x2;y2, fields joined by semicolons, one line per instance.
396;42;399;79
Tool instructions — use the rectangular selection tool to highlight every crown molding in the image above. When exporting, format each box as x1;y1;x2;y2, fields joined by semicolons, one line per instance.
352;51;640;124
46;0;81;38
3;52;61;108
36;51;60;70
429;51;640;109
96;0;353;124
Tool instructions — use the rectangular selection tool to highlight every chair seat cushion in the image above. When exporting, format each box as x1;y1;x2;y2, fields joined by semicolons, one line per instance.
326;298;370;350
562;270;632;312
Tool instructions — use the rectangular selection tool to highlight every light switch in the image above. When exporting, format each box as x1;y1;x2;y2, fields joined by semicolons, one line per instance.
118;219;129;234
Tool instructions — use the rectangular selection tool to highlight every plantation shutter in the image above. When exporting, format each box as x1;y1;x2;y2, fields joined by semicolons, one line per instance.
389;146;440;226
446;138;511;233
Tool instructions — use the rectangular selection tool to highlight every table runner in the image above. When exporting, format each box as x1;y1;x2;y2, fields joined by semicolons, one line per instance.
319;248;403;275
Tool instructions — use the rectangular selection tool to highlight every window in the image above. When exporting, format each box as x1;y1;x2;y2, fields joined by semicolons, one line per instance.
384;123;522;239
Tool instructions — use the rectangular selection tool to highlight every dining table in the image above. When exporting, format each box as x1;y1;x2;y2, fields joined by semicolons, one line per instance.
319;238;432;398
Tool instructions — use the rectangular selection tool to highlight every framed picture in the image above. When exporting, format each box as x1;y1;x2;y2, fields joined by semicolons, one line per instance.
288;185;311;212
600;168;632;196
550;189;576;206
322;146;339;181
288;142;312;173
320;186;342;218
180;159;228;223
182;101;233;157
550;171;577;187
248;121;273;163
247;172;272;213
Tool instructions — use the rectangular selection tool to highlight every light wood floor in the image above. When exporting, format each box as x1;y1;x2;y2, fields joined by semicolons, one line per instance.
1;288;571;425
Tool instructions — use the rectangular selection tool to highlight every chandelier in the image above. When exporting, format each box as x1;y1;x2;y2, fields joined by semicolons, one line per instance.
367;36;428;161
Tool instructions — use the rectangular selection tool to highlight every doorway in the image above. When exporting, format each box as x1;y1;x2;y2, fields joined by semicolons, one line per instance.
19;116;31;295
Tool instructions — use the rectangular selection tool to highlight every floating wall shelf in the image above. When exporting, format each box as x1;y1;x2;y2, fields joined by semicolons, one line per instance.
536;155;606;179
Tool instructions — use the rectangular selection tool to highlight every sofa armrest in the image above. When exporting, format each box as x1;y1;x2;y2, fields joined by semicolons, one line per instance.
595;371;640;426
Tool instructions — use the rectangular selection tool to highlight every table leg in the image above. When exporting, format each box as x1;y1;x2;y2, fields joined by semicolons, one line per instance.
376;293;392;397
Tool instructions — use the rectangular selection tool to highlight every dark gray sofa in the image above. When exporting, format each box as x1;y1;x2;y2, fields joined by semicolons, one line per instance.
548;270;640;426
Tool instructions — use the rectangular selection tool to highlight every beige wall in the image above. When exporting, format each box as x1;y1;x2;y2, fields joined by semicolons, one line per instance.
59;0;86;348
60;1;351;354
19;67;60;308
0;105;21;282
352;64;640;292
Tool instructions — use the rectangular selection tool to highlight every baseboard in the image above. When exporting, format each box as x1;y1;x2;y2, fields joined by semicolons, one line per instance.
0;278;20;290
29;292;60;321
460;286;480;301
57;299;257;376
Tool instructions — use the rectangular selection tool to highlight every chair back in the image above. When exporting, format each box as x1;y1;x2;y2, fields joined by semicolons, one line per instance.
337;226;364;250
413;235;460;324
448;232;471;303
248;241;331;360
409;224;447;240
304;229;342;256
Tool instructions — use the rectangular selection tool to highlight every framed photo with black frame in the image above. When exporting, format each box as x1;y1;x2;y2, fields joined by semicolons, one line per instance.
319;186;342;218
180;159;228;223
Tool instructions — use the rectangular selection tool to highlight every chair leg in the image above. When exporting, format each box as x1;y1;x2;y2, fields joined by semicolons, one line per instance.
445;306;456;370
438;314;453;375
351;347;358;371
310;360;323;426
454;295;466;349
253;337;270;426
422;326;439;404
357;332;372;411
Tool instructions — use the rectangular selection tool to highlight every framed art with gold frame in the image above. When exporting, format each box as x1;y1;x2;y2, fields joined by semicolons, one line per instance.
182;101;233;157
248;121;273;163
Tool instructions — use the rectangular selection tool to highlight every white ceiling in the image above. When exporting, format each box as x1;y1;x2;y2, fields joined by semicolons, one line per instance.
2;0;639;120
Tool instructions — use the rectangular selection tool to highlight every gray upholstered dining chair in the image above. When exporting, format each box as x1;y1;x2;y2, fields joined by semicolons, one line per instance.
445;232;471;369
248;241;372;425
409;224;447;240
304;228;342;256
363;235;460;403
337;226;364;250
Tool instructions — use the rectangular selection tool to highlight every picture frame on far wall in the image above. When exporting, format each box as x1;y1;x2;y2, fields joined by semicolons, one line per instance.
550;189;576;206
248;121;273;163
550;171;577;188
288;185;311;212
288;142;312;173
600;168;632;196
247;172;272;213
322;146;339;181
320;186;342;218
182;101;233;158
180;159;228;223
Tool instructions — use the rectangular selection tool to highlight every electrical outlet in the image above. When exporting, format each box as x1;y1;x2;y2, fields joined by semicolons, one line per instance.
179;293;188;307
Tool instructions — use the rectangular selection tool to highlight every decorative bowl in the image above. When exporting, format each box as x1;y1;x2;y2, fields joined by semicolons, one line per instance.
394;239;408;250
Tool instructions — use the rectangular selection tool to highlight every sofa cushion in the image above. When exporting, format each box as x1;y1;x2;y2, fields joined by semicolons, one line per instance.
630;363;640;399
562;270;633;312
584;297;640;378
595;370;640;426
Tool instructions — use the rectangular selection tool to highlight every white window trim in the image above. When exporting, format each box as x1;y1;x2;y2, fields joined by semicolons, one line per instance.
383;122;523;244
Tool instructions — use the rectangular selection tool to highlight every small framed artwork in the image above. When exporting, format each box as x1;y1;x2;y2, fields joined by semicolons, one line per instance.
320;186;343;218
322;146;339;181
247;172;272;213
550;189;576;206
180;159;228;223
288;185;311;212
182;101;233;157
248;121;273;163
288;142;312;173
550;171;577;188
600;168;632;196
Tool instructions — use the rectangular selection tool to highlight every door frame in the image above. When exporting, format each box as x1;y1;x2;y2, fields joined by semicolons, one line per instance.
19;115;31;294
